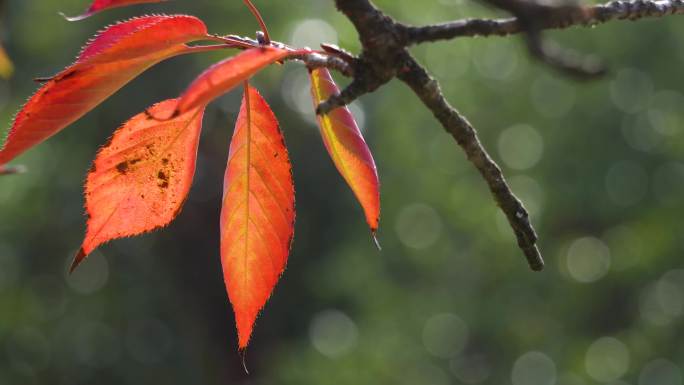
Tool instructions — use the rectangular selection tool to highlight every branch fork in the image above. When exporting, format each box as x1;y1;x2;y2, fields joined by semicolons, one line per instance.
307;0;682;270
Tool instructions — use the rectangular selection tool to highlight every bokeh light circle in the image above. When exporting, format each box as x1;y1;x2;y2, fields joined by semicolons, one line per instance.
309;309;359;358
511;351;557;385
498;124;544;170
422;313;469;358
585;336;630;382
565;237;611;283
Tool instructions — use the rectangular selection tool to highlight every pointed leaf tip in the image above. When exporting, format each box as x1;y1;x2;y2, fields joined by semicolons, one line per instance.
239;349;250;375
221;84;295;350
69;248;87;274
59;11;91;22
309;68;381;233
62;0;168;21
372;232;382;251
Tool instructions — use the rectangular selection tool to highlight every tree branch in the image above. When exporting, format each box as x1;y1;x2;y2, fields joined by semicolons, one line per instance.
292;52;356;77
403;0;684;43
397;54;544;271
322;0;682;270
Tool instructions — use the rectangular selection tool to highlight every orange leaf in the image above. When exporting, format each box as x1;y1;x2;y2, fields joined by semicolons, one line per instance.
168;47;292;118
309;68;380;234
62;0;168;21
72;99;205;271
0;15;210;166
221;83;295;349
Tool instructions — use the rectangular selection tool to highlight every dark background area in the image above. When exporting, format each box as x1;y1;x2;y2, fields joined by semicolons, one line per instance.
1;0;683;384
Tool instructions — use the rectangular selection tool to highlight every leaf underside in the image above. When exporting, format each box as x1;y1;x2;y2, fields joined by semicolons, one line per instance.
0;15;209;166
73;99;205;271
221;83;295;349
309;68;380;234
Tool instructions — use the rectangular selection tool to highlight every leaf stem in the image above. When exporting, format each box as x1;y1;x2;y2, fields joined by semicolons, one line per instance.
204;35;257;49
242;0;271;45
184;43;243;54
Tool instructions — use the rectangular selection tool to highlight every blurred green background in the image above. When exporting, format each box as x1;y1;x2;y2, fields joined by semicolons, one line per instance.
1;0;684;384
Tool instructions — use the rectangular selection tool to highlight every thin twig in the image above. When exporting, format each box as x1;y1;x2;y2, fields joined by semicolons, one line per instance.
316;78;372;114
524;28;606;79
403;0;684;43
397;54;544;271
242;0;271;44
294;52;355;77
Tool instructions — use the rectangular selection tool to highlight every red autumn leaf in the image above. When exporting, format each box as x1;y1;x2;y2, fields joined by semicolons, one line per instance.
165;47;292;119
72;99;205;271
0;15;210;167
62;0;168;21
221;83;295;349
309;68;380;235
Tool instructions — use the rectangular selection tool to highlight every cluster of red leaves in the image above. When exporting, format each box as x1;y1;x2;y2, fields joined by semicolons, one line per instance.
0;1;380;351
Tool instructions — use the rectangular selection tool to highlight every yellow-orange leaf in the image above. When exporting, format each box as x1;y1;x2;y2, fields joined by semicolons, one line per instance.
309;68;380;234
0;15;210;166
0;43;13;79
73;99;205;271
221;84;295;349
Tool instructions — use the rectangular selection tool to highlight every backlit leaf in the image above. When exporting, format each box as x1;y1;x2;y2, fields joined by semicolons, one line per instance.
309;68;380;234
168;47;292;118
72;99;205;271
0;15;210;167
221;83;295;349
62;0;168;21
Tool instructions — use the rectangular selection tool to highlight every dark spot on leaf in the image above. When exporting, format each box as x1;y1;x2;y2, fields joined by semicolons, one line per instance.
158;170;168;181
162;158;169;165
160;181;169;189
116;161;129;174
